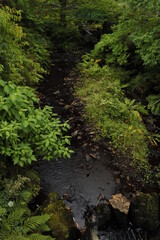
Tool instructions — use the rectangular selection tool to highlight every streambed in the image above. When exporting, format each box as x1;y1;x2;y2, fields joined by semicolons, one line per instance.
37;55;156;240
37;54;116;228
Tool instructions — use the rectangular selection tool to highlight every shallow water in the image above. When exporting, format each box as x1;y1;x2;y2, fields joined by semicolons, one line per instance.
38;148;116;228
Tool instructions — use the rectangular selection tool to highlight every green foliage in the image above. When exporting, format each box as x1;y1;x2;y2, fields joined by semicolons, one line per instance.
0;172;37;210
0;205;54;240
90;0;160;104
91;32;130;66
0;80;72;167
77;56;149;165
76;0;122;23
0;5;51;86
0;171;54;240
147;94;160;116
92;0;160;67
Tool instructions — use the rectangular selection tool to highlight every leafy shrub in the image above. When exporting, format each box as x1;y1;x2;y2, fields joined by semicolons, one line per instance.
77;56;149;165
0;6;51;86
147;94;160;116
91;33;130;66
0;79;72;167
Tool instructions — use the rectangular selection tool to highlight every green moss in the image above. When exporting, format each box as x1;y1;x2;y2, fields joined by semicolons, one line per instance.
95;203;111;229
42;193;74;240
131;192;159;231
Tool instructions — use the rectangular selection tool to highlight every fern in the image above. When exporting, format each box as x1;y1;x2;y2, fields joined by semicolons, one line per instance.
6;235;55;240
29;234;55;240
3;206;28;227
6;236;29;240
24;214;51;231
0;206;53;240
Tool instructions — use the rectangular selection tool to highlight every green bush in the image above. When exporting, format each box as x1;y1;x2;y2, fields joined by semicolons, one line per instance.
0;79;72;167
0;6;51;86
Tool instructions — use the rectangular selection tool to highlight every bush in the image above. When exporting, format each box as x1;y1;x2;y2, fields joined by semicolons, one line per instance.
0;79;72;167
0;6;51;86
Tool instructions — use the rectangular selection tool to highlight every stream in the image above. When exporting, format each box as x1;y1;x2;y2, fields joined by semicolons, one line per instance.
37;54;155;240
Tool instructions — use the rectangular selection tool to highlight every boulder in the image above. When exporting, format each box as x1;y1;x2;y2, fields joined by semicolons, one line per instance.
41;192;80;240
109;194;130;226
131;192;159;231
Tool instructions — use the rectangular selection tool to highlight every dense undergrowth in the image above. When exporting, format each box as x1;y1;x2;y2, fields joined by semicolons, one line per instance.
77;57;149;166
0;1;73;239
77;0;160;186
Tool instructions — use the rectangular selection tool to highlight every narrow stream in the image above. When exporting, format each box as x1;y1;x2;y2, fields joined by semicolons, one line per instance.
37;54;154;240
38;54;116;228
38;148;115;228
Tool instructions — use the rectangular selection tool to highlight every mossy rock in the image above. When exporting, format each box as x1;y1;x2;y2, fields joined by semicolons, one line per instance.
131;192;159;231
94;203;111;229
41;192;77;240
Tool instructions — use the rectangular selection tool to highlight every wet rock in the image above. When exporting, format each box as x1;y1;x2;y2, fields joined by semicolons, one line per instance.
72;130;79;137
41;192;80;240
53;90;60;95
90;153;97;159
64;105;71;111
94;203;111;229
109;194;130;226
85;154;91;161
77;136;82;140
131;192;159;231
59;101;65;106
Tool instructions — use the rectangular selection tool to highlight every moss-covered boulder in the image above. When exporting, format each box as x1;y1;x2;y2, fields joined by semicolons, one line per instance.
94;203;111;229
41;192;80;240
131;192;159;231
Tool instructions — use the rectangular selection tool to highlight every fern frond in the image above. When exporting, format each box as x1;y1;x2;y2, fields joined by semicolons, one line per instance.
5;207;27;227
24;214;51;231
37;223;51;232
0;230;10;240
5;236;29;240
29;233;55;240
